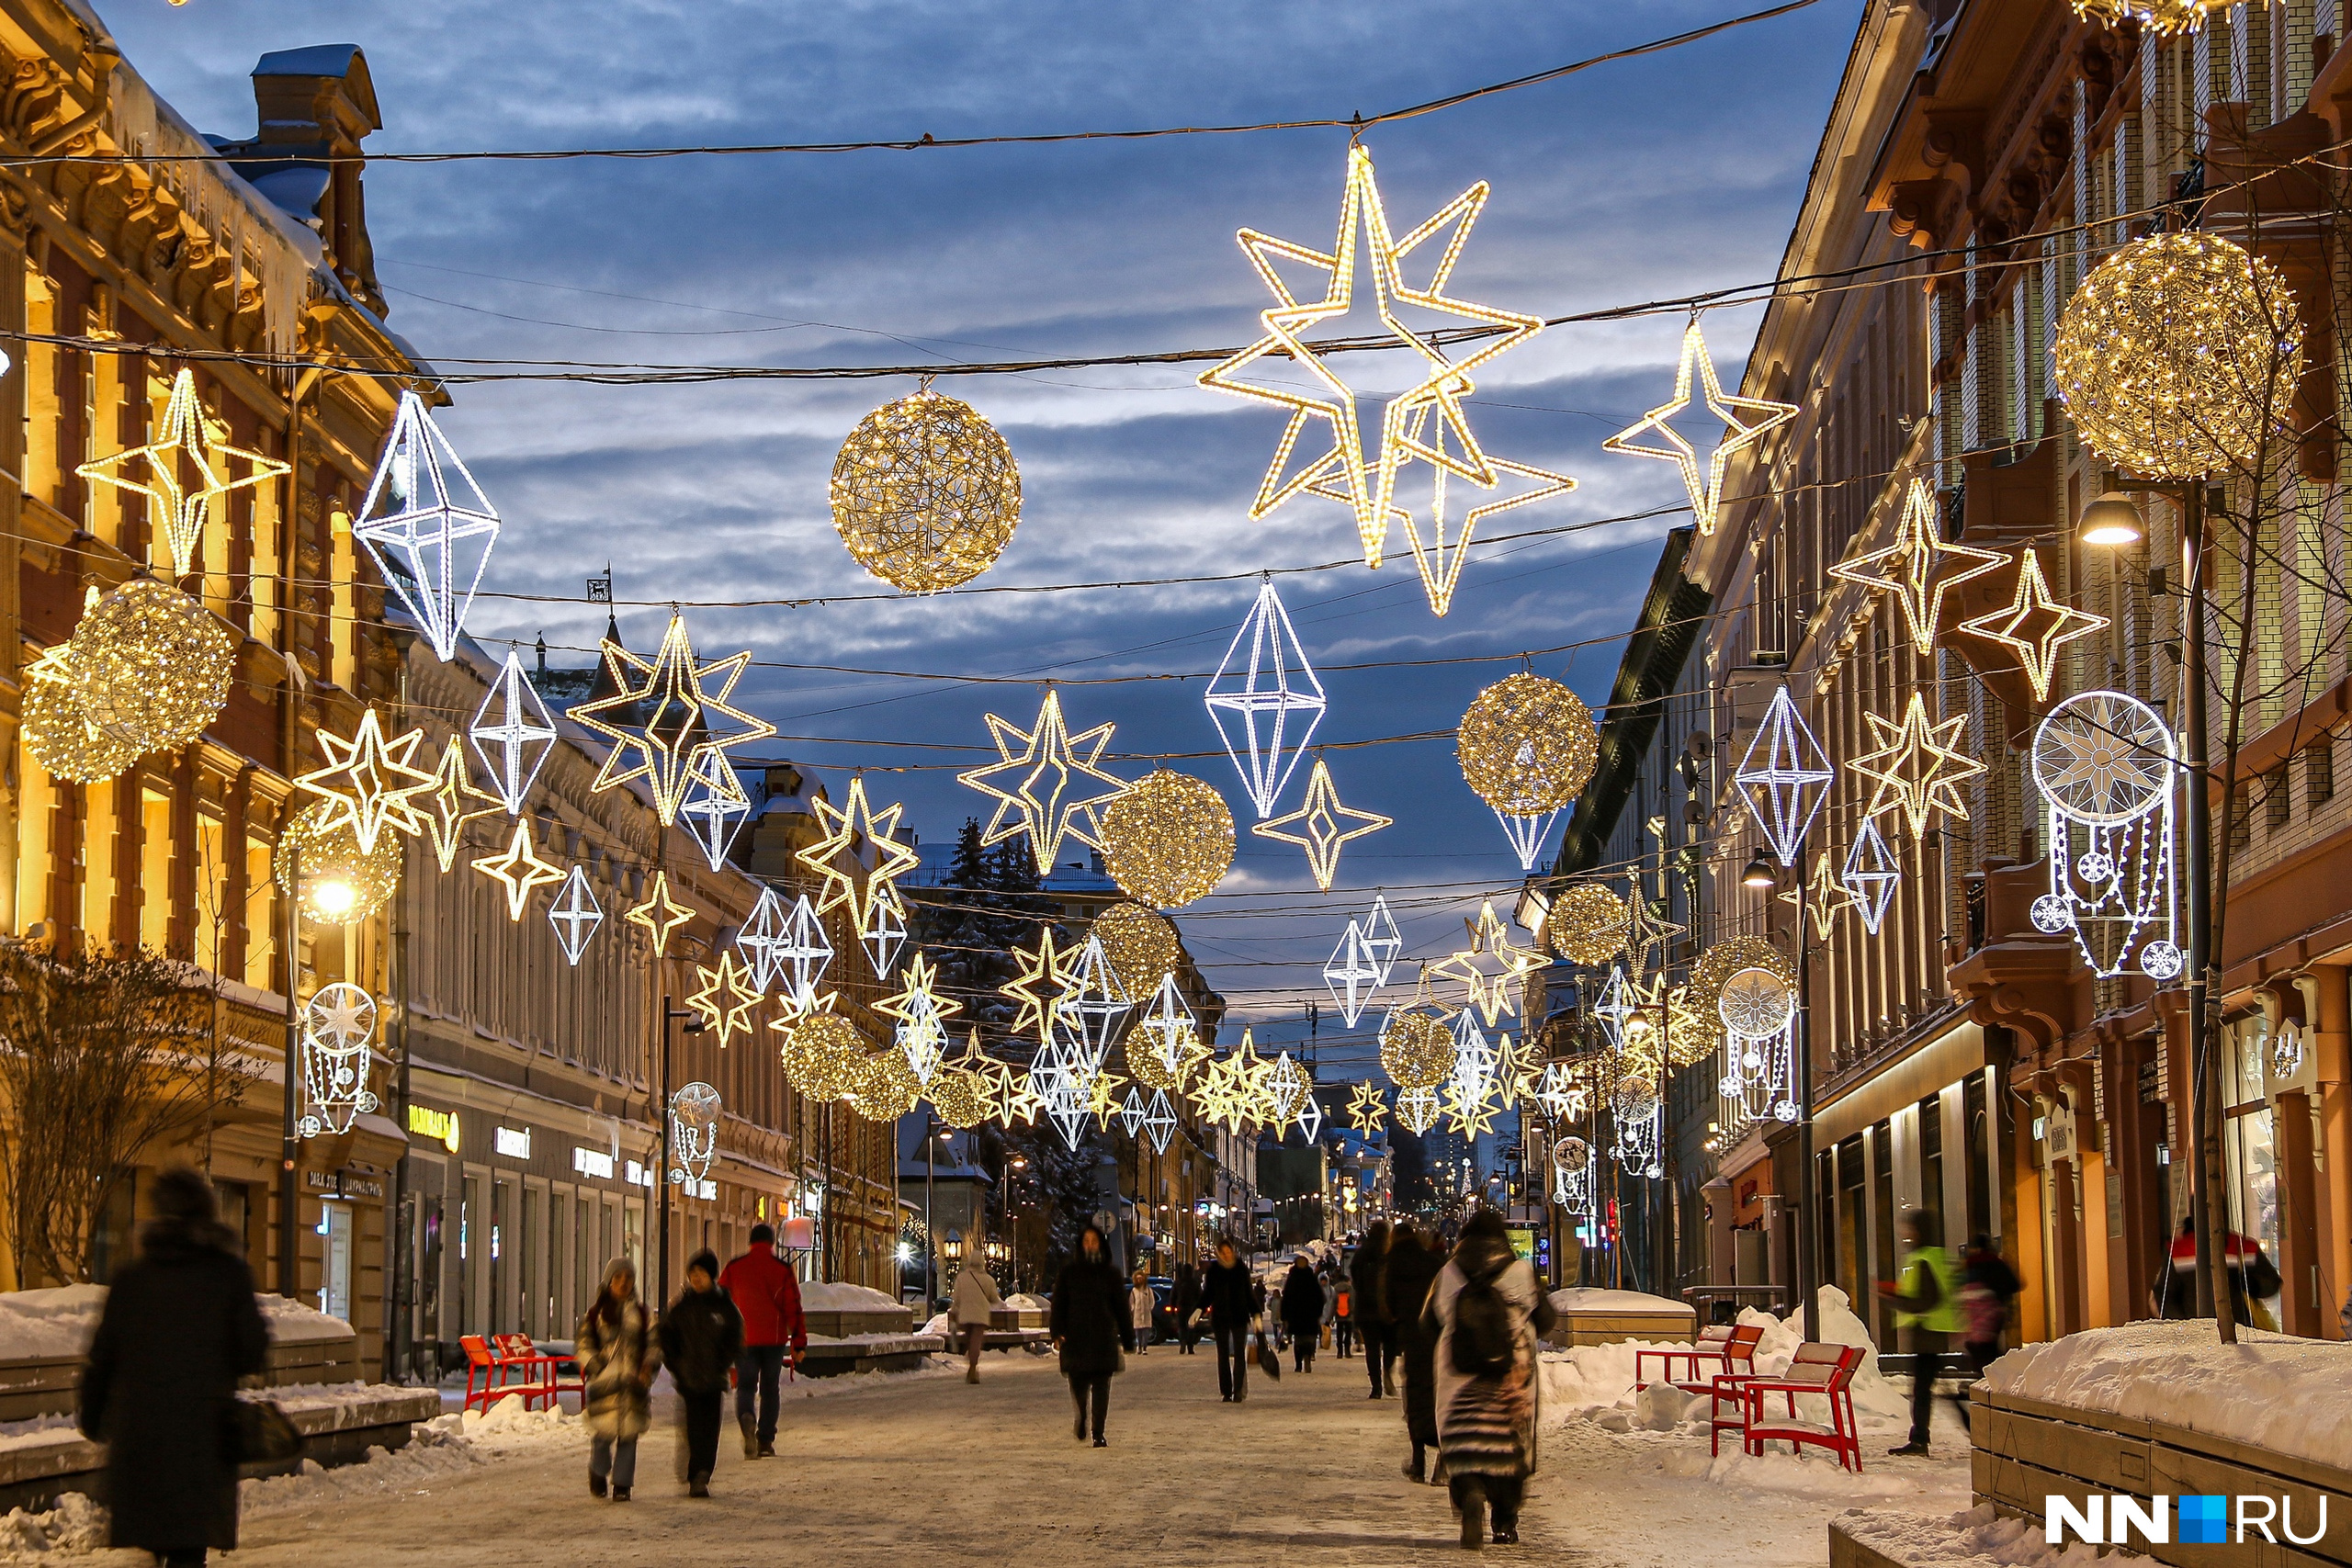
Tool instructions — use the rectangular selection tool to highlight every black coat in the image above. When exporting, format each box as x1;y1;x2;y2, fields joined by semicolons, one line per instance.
1280;1264;1325;1335
79;1216;269;1553
658;1286;744;1394
1172;1265;1202;1314
1200;1258;1256;1329
1050;1253;1133;1377
1386;1233;1445;1445
1351;1231;1393;1325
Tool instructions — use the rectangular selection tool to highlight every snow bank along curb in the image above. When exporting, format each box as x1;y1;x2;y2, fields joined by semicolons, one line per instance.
1834;1504;2139;1568
0;1290;358;1420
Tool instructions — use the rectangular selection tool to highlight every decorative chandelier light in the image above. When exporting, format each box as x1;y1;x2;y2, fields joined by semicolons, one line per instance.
274;799;401;923
2054;230;2304;479
1546;882;1629;965
1689;935;1793;1012
830;386;1021;592
2065;0;2230;34
353;390;502;661
2028;689;2180;979
1456;671;1598;815
1098;771;1235;908
668;1082;723;1186
298;982;379;1139
68;580;235;754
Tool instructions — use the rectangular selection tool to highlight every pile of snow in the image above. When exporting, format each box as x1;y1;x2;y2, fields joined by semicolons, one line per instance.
1983;1320;2352;1472
0;1287;348;1363
1547;1287;1696;1317
1004;1292;1047;1311
1838;1504;2140;1567
799;1281;901;1312
254;1294;353;1343
1663;1445;1945;1501
0;1492;105;1555
920;1312;951;1337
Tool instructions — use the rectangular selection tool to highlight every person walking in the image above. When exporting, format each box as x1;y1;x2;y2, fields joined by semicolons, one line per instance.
1352;1221;1394;1398
1875;1209;1961;1458
578;1257;657;1502
78;1167;268;1568
718;1223;805;1458
1173;1261;1204;1355
1387;1222;1446;1483
1333;1274;1356;1358
2150;1215;2278;1323
1426;1210;1558;1550
1050;1226;1133;1446
1202;1239;1256;1402
1129;1269;1158;1356
660;1249;745;1496
1319;1266;1339;1356
949;1253;1004;1382
1957;1235;2019;1378
1281;1256;1325;1373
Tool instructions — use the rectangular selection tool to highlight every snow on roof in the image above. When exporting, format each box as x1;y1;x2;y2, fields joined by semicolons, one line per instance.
253;44;364;78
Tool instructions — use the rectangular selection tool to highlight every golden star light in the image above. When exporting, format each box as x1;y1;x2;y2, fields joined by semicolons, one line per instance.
1804;850;1851;942
296;708;435;854
472;818;566;921
687;950;764;1047
1001;929;1080;1048
1958;548;2109;703
1826;479;2005;656
1198;143;1547;572
877;953;965;1080
1380;404;1576;616
1852;692;1986;838
1251;757;1392;891
76;368;290;577
1602;319;1796;536
1346;1079;1387;1133
625;870;695;957
795;774;922;942
569;612;775;827
421;736;497;873
1430;899;1541;1026
957;689;1127;874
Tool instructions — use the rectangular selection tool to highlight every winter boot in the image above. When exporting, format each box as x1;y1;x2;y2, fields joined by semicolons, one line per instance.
1458;1489;1486;1551
741;1414;758;1460
589;1474;606;1499
612;1487;631;1503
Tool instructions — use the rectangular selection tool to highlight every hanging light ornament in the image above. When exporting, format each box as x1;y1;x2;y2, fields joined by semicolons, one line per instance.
1396;1086;1443;1136
420;737;496;874
796;775;922;945
1346;1079;1388;1133
1689;935;1794;1014
297;983;379;1139
624;870;695;957
468;650;557;815
928;1057;990;1130
1252;756;1391;891
1358;894;1403;983
1956;548;2109;704
1492;807;1559;872
1602;319;1797;536
1546;882;1628;965
1826;479;2005;657
877;953;963;1083
669;1082;723;1188
353;390;502;661
1455;671;1598;815
1852;692;1985;838
2055;231;2304;479
1092;902;1184;998
21;647;138;782
1322;919;1384;1028
1141;1088;1179;1154
67;580;235;754
76;368;289;578
1130;973;1206;1090
776;1011;867;1103
1841;820;1902;935
830;385;1021;592
1715;966;1795;1040
1378;993;1454;1091
957;689;1127;874
1204;581;1327;816
846;1049;923;1122
471;818;567;921
1430;899;1541;1027
1098;772;1235;908
1733;686;1834;867
548;865;604;965
686;950;765;1048
2028;689;2180;979
274;798;401;923
294;709;435;854
569;613;775;828
678;750;752;871
2066;0;2228;34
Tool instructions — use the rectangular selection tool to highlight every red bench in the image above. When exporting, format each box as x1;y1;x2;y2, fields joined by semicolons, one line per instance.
1710;1341;1864;1472
461;1333;582;1414
1634;1322;1765;1393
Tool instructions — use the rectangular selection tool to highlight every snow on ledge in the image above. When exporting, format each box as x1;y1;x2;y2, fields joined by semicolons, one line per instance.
1838;1503;2143;1568
0;1288;349;1360
799;1282;902;1313
1548;1287;1696;1315
1983;1321;2352;1472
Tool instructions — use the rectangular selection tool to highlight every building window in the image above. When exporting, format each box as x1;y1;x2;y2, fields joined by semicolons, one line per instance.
2228;785;2251;852
2264;764;2290;834
2310;739;2336;811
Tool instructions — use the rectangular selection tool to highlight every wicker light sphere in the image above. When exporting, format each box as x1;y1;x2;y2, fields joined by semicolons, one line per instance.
1547;882;1628;964
273;799;401;922
1457;671;1599;813
1098;771;1235;908
70;580;234;753
1093;901;1183;997
780;1013;868;1103
1690;934;1793;1008
829;388;1021;592
22;650;139;782
2066;0;2229;37
927;1066;989;1129
1379;1008;1454;1090
846;1048;922;1121
2054;231;2304;479
1125;1037;1186;1092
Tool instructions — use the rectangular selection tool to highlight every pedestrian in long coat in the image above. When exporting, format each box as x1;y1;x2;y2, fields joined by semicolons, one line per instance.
578;1258;659;1500
1280;1258;1325;1372
1351;1221;1394;1396
1050;1226;1134;1446
1385;1223;1446;1482
1426;1210;1557;1549
948;1258;1004;1382
1200;1241;1257;1400
79;1168;269;1566
1172;1262;1204;1355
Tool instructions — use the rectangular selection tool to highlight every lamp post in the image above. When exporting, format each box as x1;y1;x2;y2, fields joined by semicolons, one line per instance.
1743;847;1819;1339
277;848;358;1307
657;999;704;1313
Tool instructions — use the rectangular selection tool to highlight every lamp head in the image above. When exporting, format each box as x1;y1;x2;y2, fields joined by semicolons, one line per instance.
2078;491;2145;547
1740;852;1779;889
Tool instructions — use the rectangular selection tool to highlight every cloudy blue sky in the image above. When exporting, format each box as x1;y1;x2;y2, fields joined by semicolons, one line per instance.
105;0;1854;1076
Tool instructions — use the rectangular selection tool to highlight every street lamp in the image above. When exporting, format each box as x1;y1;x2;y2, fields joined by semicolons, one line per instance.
944;1229;964;1266
2077;491;2146;547
1740;851;1778;889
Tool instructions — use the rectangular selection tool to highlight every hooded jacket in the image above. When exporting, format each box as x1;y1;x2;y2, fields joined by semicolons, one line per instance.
1427;1222;1556;1479
1050;1249;1134;1378
659;1284;744;1394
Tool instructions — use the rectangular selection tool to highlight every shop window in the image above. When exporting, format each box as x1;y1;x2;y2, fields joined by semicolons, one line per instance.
140;788;171;952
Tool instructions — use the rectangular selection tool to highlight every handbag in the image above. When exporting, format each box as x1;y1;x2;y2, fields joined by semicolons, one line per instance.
1255;1332;1281;1380
232;1398;302;1464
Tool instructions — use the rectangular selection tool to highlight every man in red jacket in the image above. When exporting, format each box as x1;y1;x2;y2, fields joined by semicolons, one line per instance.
718;1224;806;1458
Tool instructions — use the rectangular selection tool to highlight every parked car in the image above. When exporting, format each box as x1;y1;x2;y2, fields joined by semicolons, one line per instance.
1146;1275;1177;1343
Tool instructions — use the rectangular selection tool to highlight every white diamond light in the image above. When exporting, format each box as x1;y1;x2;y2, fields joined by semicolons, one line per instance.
1841;818;1901;935
355;390;501;662
1735;686;1835;867
548;865;603;965
1323;919;1384;1027
1204;580;1327;818
1360;893;1403;986
1059;933;1132;1070
1138;973;1198;1076
679;750;751;870
468;650;558;815
1143;1088;1178;1154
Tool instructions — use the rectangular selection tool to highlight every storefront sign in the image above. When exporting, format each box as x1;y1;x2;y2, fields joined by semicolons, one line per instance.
623;1160;656;1190
493;1126;532;1160
407;1104;460;1153
572;1146;615;1180
303;1169;385;1200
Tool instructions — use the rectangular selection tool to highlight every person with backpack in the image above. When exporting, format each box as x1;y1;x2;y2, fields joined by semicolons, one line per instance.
1956;1235;2020;1380
1426;1211;1557;1549
1875;1209;1961;1458
1386;1223;1446;1483
1333;1274;1355;1358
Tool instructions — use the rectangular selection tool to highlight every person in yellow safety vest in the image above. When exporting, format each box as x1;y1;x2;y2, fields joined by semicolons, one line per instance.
1874;1207;1962;1458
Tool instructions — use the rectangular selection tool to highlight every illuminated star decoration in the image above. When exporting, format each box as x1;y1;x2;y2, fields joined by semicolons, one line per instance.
354;390;503;662
548;865;603;965
1957;548;2109;703
1003;930;1080;1048
1323;919;1385;1028
1826;478;2006;655
1204;581;1327;818
1430;899;1542;1026
1602;319;1796;536
1197;143;1548;575
296;708;435;854
1251;757;1393;891
569;611;775;827
1734;686;1835;867
471;818;566;921
421;735;497;873
1193;1047;1253;1135
1851;692;1987;838
1346;1079;1388;1133
625;870;695;957
1804;850;1851;941
687;950;764;1047
1380;400;1576;617
878;953;964;1083
1841;819;1901;935
678;750;752;871
468;650;558;815
1623;886;1685;976
956;689;1127;874
76;367;290;577
796;775;922;944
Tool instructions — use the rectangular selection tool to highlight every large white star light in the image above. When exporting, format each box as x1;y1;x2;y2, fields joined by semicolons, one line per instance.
355;390;501;662
1735;686;1835;867
1204;581;1327;818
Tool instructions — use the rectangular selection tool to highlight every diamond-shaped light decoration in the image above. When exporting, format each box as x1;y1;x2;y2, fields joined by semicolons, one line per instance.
1137;972;1204;1078
1494;807;1558;872
1117;1086;1150;1136
1734;686;1834;867
1204;581;1328;818
354;390;502;662
1263;1051;1309;1126
1142;1088;1178;1154
548;865;603;965
736;887;792;994
1323;919;1384;1027
1841;818;1902;935
864;884;908;976
1058;933;1132;1071
1592;965;1635;1050
1295;1091;1323;1142
679;750;751;871
1360;893;1405;988
469;650;558;815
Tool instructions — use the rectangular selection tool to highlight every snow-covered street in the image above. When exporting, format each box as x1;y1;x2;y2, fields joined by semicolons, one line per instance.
10;1342;1975;1567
